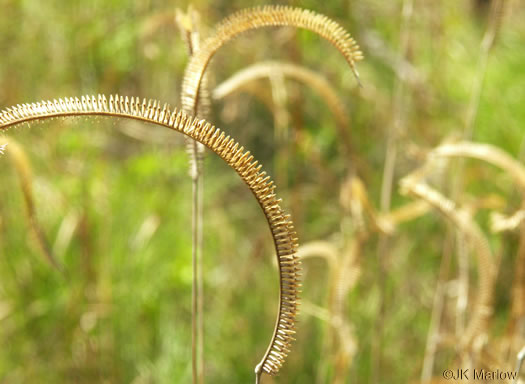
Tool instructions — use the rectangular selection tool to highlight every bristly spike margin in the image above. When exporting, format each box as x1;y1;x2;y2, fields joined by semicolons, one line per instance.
178;5;362;374
182;5;364;117
0;94;301;380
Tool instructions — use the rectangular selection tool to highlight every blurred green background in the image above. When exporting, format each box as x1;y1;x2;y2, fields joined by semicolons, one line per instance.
1;0;525;383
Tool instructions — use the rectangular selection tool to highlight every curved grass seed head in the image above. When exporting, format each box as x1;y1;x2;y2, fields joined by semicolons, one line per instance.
0;95;301;382
178;5;362;378
182;5;364;117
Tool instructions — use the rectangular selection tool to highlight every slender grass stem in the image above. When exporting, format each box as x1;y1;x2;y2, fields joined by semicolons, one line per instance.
177;10;207;383
373;1;413;381
191;168;199;384
449;0;504;352
197;168;204;384
421;228;453;383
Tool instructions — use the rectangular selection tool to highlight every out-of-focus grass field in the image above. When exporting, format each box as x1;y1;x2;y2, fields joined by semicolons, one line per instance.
1;1;525;383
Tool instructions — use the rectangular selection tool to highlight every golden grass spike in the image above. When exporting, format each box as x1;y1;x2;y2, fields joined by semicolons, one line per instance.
400;175;496;349
0;136;62;271
182;5;364;117
213;60;354;161
0;95;300;380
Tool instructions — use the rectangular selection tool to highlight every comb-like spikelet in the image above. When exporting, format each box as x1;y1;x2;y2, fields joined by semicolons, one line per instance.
0;94;301;379
182;5;364;117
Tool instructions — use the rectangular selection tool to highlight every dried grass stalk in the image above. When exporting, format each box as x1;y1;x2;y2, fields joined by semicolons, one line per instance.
431;140;525;343
0;136;62;271
380;200;430;228
298;237;360;383
296;241;337;266
340;175;393;235
432;141;525;190
400;175;496;349
213;60;354;160
449;2;507;342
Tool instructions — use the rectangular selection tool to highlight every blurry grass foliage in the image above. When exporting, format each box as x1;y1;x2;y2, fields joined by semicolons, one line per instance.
1;1;525;383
